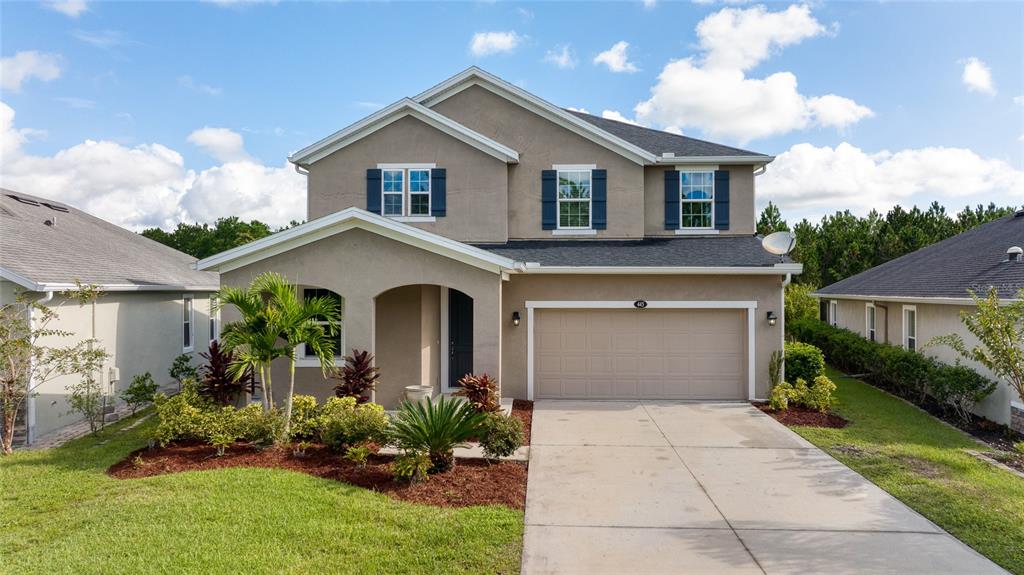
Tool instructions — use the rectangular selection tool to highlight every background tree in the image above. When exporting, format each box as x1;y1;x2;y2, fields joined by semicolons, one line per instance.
756;201;789;236
141;218;303;259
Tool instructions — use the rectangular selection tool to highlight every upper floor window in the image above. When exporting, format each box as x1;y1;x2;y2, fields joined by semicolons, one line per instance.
557;169;592;229
380;165;432;218
680;171;714;229
182;295;194;352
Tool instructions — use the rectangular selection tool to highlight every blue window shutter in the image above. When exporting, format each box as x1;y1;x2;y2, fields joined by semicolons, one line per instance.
664;170;680;230
541;170;557;230
714;170;730;230
431;168;446;217
591;169;607;230
366;169;382;214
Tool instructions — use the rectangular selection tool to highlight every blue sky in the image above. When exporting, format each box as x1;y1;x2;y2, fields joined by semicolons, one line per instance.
1;0;1022;230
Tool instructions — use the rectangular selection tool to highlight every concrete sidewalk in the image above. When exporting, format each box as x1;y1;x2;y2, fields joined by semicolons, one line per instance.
521;400;1007;575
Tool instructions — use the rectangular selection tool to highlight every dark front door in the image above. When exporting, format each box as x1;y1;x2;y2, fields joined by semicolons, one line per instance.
448;289;473;388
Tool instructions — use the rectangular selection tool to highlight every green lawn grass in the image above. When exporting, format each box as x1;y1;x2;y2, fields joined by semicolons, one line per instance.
790;368;1024;574
0;413;523;575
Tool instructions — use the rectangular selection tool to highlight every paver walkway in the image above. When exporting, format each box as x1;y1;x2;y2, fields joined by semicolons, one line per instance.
521;400;1007;575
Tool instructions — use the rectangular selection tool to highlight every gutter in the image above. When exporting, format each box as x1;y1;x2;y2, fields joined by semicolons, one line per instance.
810;293;1018;306
25;290;54;445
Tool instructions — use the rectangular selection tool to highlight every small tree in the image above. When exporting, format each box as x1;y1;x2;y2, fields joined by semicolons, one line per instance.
169;354;199;390
62;282;110;434
121;372;159;415
930;287;1024;407
0;297;106;454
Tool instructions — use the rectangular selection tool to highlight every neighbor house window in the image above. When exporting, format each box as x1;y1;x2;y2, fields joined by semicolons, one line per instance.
557;169;592;229
866;303;876;342
300;288;344;362
680;171;714;229
382;169;404;216
182;295;194;352
379;165;432;218
828;300;838;327
209;300;219;344
903;306;917;351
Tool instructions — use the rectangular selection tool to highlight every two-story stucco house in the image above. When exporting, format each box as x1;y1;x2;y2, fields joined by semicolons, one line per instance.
196;67;801;407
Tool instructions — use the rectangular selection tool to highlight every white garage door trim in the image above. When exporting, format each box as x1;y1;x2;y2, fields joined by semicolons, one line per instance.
525;300;758;401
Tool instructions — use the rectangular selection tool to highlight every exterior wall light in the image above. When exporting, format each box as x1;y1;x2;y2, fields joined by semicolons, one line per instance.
512;311;521;326
766;311;778;327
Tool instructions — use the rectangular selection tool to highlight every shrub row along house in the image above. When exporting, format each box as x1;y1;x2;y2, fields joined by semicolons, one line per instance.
816;211;1024;432
0;190;219;444
195;67;801;408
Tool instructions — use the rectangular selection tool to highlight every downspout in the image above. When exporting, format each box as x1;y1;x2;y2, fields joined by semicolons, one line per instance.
293;163;309;176
26;290;54;445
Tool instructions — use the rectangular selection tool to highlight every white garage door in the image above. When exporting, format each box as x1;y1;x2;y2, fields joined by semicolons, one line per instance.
534;308;746;400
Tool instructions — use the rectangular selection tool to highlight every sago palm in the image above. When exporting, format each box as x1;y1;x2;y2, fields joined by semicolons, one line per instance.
390;395;487;473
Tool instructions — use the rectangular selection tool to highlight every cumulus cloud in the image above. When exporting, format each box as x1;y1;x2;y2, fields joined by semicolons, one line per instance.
0;51;62;93
759;142;1024;222
601;110;641;126
187;127;250;163
543;45;577;69
43;0;87;17
961;57;995;95
634;4;871;143
594;41;639;73
566;106;590;114
469;31;523;57
0;101;305;230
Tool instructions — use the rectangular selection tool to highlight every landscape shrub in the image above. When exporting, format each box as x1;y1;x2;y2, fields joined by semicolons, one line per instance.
169;354;199;388
321;399;389;451
391;451;430;483
121;372;159;415
389;396;486;473
787;318;997;422
152;380;282;447
804;375;837;412
784;341;826;384
332;350;379;402
768;382;796;411
478;412;524;460
287;395;321;440
151;380;212;446
454;373;500;413
198;340;252;405
344;446;371;467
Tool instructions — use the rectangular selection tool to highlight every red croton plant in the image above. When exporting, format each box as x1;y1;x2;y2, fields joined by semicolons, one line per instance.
454;373;500;413
332;349;379;403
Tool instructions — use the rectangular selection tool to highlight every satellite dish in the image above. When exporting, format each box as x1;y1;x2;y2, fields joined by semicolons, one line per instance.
762;231;797;258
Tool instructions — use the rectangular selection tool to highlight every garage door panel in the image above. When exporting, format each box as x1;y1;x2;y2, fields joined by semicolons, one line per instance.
535;308;746;400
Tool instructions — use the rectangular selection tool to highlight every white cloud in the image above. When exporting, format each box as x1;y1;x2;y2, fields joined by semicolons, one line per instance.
961;57;996;95
0;101;305;230
0;51;62;93
759;142;1024;222
566;106;590;114
543;45;577;69
187;127;250;163
469;31;523;57
178;75;222;96
601;110;641;126
594;41;639;73
43;0;88;17
72;29;134;50
634;4;870;143
1014;95;1024;106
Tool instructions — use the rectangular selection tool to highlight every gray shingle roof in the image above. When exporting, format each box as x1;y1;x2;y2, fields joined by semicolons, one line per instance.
0;190;218;290
817;212;1024;300
474;236;790;267
565;110;771;159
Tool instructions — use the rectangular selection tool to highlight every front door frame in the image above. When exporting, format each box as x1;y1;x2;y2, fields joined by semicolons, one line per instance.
440;287;475;393
524;300;758;401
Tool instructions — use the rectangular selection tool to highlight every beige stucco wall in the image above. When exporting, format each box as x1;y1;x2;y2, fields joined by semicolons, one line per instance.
306;115;509;243
830;297;1015;426
643;165;757;236
432;85;646;240
20;289;213;439
500;274;787;400
219;228;502;408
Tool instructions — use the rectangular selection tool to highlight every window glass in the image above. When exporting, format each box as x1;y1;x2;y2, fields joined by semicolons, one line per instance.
183;297;193;350
408;169;431;216
680;171;714;228
557;170;592;228
905;309;917;351
382;169;404;216
303;289;343;358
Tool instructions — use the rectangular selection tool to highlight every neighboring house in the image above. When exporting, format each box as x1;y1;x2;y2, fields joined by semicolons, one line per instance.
815;211;1024;432
0;190;219;444
196;67;801;408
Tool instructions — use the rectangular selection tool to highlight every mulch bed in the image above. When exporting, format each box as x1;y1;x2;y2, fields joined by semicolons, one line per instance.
511;399;533;445
754;403;849;428
109;443;528;509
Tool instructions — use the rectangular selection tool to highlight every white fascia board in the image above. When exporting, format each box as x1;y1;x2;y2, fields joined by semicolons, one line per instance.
810;293;1018;306
656;156;775;166
415;67;657;165
289;98;519;166
196;207;517;275
39;283;220;293
525;300;757;309
519;263;803;275
0;267;41;291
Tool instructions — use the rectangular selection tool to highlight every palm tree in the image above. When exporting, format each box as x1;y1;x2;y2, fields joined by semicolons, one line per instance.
252;273;340;439
215;281;288;410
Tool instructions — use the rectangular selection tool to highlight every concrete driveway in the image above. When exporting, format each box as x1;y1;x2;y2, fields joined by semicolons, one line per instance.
521;401;1007;575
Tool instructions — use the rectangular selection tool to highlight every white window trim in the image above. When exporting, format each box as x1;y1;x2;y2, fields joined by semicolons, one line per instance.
297;290;345;368
902;304;917;351
393;216;436;223
865;303;876;342
209;301;220;345
828;300;838;327
553;165;596;231
524;300;758;401
378;163;436;219
182;294;194;353
675;229;720;236
679;170;715;231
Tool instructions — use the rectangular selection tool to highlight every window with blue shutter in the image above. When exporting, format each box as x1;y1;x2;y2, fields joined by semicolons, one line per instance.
664;170;680;229
591;169;607;230
366;169;382;214
430;168;446;217
541;170;557;230
714;169;730;230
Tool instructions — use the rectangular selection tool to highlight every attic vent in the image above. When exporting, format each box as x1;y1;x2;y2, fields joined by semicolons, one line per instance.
6;194;39;206
41;202;69;213
1007;246;1023;262
662;152;676;158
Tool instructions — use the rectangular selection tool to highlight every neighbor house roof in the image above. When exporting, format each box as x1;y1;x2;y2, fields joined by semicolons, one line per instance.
0;190;218;292
816;211;1024;301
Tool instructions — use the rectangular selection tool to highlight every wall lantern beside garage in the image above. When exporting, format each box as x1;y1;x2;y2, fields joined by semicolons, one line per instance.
766;311;778;327
512;311;521;326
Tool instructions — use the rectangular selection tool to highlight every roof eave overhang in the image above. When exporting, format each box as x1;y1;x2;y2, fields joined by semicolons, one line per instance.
654;155;775;167
519;263;803;275
289;98;520;167
0;268;217;293
811;292;1019;305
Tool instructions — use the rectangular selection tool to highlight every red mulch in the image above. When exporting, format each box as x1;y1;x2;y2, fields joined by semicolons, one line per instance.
512;399;533;445
755;403;849;428
108;443;527;509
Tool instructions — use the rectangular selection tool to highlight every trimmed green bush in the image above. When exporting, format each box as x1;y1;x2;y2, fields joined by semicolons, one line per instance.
768;381;796;411
478;412;524;460
784;341;826;384
121;372;159;415
805;375;837;412
392;451;430;483
287;395;321;440
320;399;389;451
151;380;283;448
